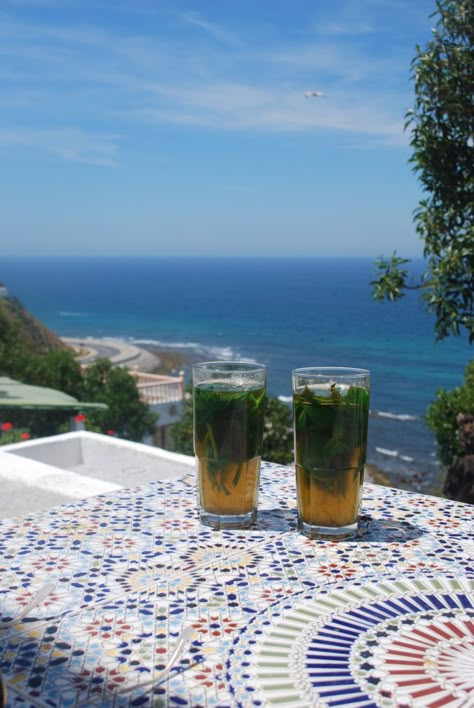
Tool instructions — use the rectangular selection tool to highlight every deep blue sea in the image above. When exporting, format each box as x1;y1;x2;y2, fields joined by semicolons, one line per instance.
1;256;472;493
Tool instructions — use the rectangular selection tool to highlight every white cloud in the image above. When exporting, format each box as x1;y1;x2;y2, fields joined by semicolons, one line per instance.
129;81;406;144
0;128;122;166
180;11;241;47
314;22;374;35
0;7;413;161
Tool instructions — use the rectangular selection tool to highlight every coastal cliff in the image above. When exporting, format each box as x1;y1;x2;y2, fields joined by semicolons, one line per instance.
0;296;71;355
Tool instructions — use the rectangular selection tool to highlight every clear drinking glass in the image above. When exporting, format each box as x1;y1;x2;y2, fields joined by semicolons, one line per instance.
292;367;370;539
193;361;267;529
0;671;5;708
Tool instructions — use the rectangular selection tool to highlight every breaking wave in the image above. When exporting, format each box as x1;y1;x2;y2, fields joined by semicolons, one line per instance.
59;311;89;317
376;447;400;457
132;338;239;361
278;395;292;404
371;410;417;422
375;447;415;463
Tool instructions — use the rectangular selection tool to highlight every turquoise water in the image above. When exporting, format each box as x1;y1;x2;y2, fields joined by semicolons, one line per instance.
2;256;471;493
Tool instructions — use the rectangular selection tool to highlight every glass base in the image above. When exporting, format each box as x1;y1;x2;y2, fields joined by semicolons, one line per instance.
298;517;358;540
199;508;256;530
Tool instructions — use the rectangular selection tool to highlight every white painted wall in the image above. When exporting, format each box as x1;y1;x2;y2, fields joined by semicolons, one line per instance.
0;431;195;518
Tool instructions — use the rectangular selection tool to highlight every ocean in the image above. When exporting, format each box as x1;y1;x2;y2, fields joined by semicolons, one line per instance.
1;256;472;494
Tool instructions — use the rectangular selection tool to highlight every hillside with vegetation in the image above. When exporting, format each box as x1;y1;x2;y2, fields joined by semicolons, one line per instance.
0;294;157;443
0;295;71;355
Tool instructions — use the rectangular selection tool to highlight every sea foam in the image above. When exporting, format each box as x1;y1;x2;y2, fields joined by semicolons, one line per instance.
372;410;417;422
133;338;238;361
375;447;400;457
59;311;89;317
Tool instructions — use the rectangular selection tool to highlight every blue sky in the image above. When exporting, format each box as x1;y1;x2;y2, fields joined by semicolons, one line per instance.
1;0;436;257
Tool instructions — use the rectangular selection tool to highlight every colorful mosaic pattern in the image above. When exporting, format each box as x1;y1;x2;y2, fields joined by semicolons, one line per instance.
225;575;474;706
0;462;473;706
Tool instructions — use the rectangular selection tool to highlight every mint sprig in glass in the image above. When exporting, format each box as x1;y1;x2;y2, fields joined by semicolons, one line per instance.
193;361;266;529
293;367;370;539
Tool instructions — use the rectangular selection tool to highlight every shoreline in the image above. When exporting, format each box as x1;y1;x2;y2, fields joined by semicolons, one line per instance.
141;345;192;376
364;463;392;487
62;336;191;376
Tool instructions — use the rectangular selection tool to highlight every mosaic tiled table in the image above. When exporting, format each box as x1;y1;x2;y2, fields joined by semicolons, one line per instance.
0;462;473;707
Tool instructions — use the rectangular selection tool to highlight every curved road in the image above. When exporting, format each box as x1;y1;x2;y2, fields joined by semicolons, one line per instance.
62;337;161;372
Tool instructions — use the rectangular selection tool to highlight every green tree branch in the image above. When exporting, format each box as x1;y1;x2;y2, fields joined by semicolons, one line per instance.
372;0;474;343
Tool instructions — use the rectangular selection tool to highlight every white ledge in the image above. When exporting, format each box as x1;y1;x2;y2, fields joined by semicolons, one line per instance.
0;431;195;518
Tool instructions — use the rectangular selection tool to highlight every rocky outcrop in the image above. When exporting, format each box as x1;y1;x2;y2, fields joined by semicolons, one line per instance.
443;413;474;504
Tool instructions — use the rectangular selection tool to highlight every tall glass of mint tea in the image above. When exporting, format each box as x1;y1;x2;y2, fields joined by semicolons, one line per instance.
193;361;266;529
292;367;370;539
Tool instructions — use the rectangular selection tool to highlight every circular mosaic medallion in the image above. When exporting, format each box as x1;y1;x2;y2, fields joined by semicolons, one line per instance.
225;575;474;707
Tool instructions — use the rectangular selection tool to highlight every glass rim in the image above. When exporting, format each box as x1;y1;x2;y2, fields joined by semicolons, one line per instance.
292;366;369;378
193;360;267;373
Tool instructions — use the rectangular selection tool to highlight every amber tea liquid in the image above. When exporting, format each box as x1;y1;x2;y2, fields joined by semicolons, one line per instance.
293;378;369;538
194;381;265;528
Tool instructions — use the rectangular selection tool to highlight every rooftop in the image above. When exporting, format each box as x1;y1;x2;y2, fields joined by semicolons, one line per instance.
0;376;107;411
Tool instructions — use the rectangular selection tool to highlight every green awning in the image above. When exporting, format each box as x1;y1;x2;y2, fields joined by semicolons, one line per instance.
0;377;107;411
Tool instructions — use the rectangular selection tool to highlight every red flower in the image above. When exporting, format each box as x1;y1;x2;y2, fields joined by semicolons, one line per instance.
75;414;86;422
106;430;115;436
1;422;13;432
20;432;31;440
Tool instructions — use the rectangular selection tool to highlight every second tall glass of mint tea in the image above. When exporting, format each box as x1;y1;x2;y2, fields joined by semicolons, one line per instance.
292;367;370;539
193;361;267;529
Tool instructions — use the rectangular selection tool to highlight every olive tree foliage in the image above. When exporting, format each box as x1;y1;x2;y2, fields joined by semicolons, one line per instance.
426;360;474;466
372;0;474;343
170;389;194;455
262;397;293;465
81;358;158;441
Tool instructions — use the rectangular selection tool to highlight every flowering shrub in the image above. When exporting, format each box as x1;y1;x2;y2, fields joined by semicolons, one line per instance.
57;413;102;435
0;422;31;445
